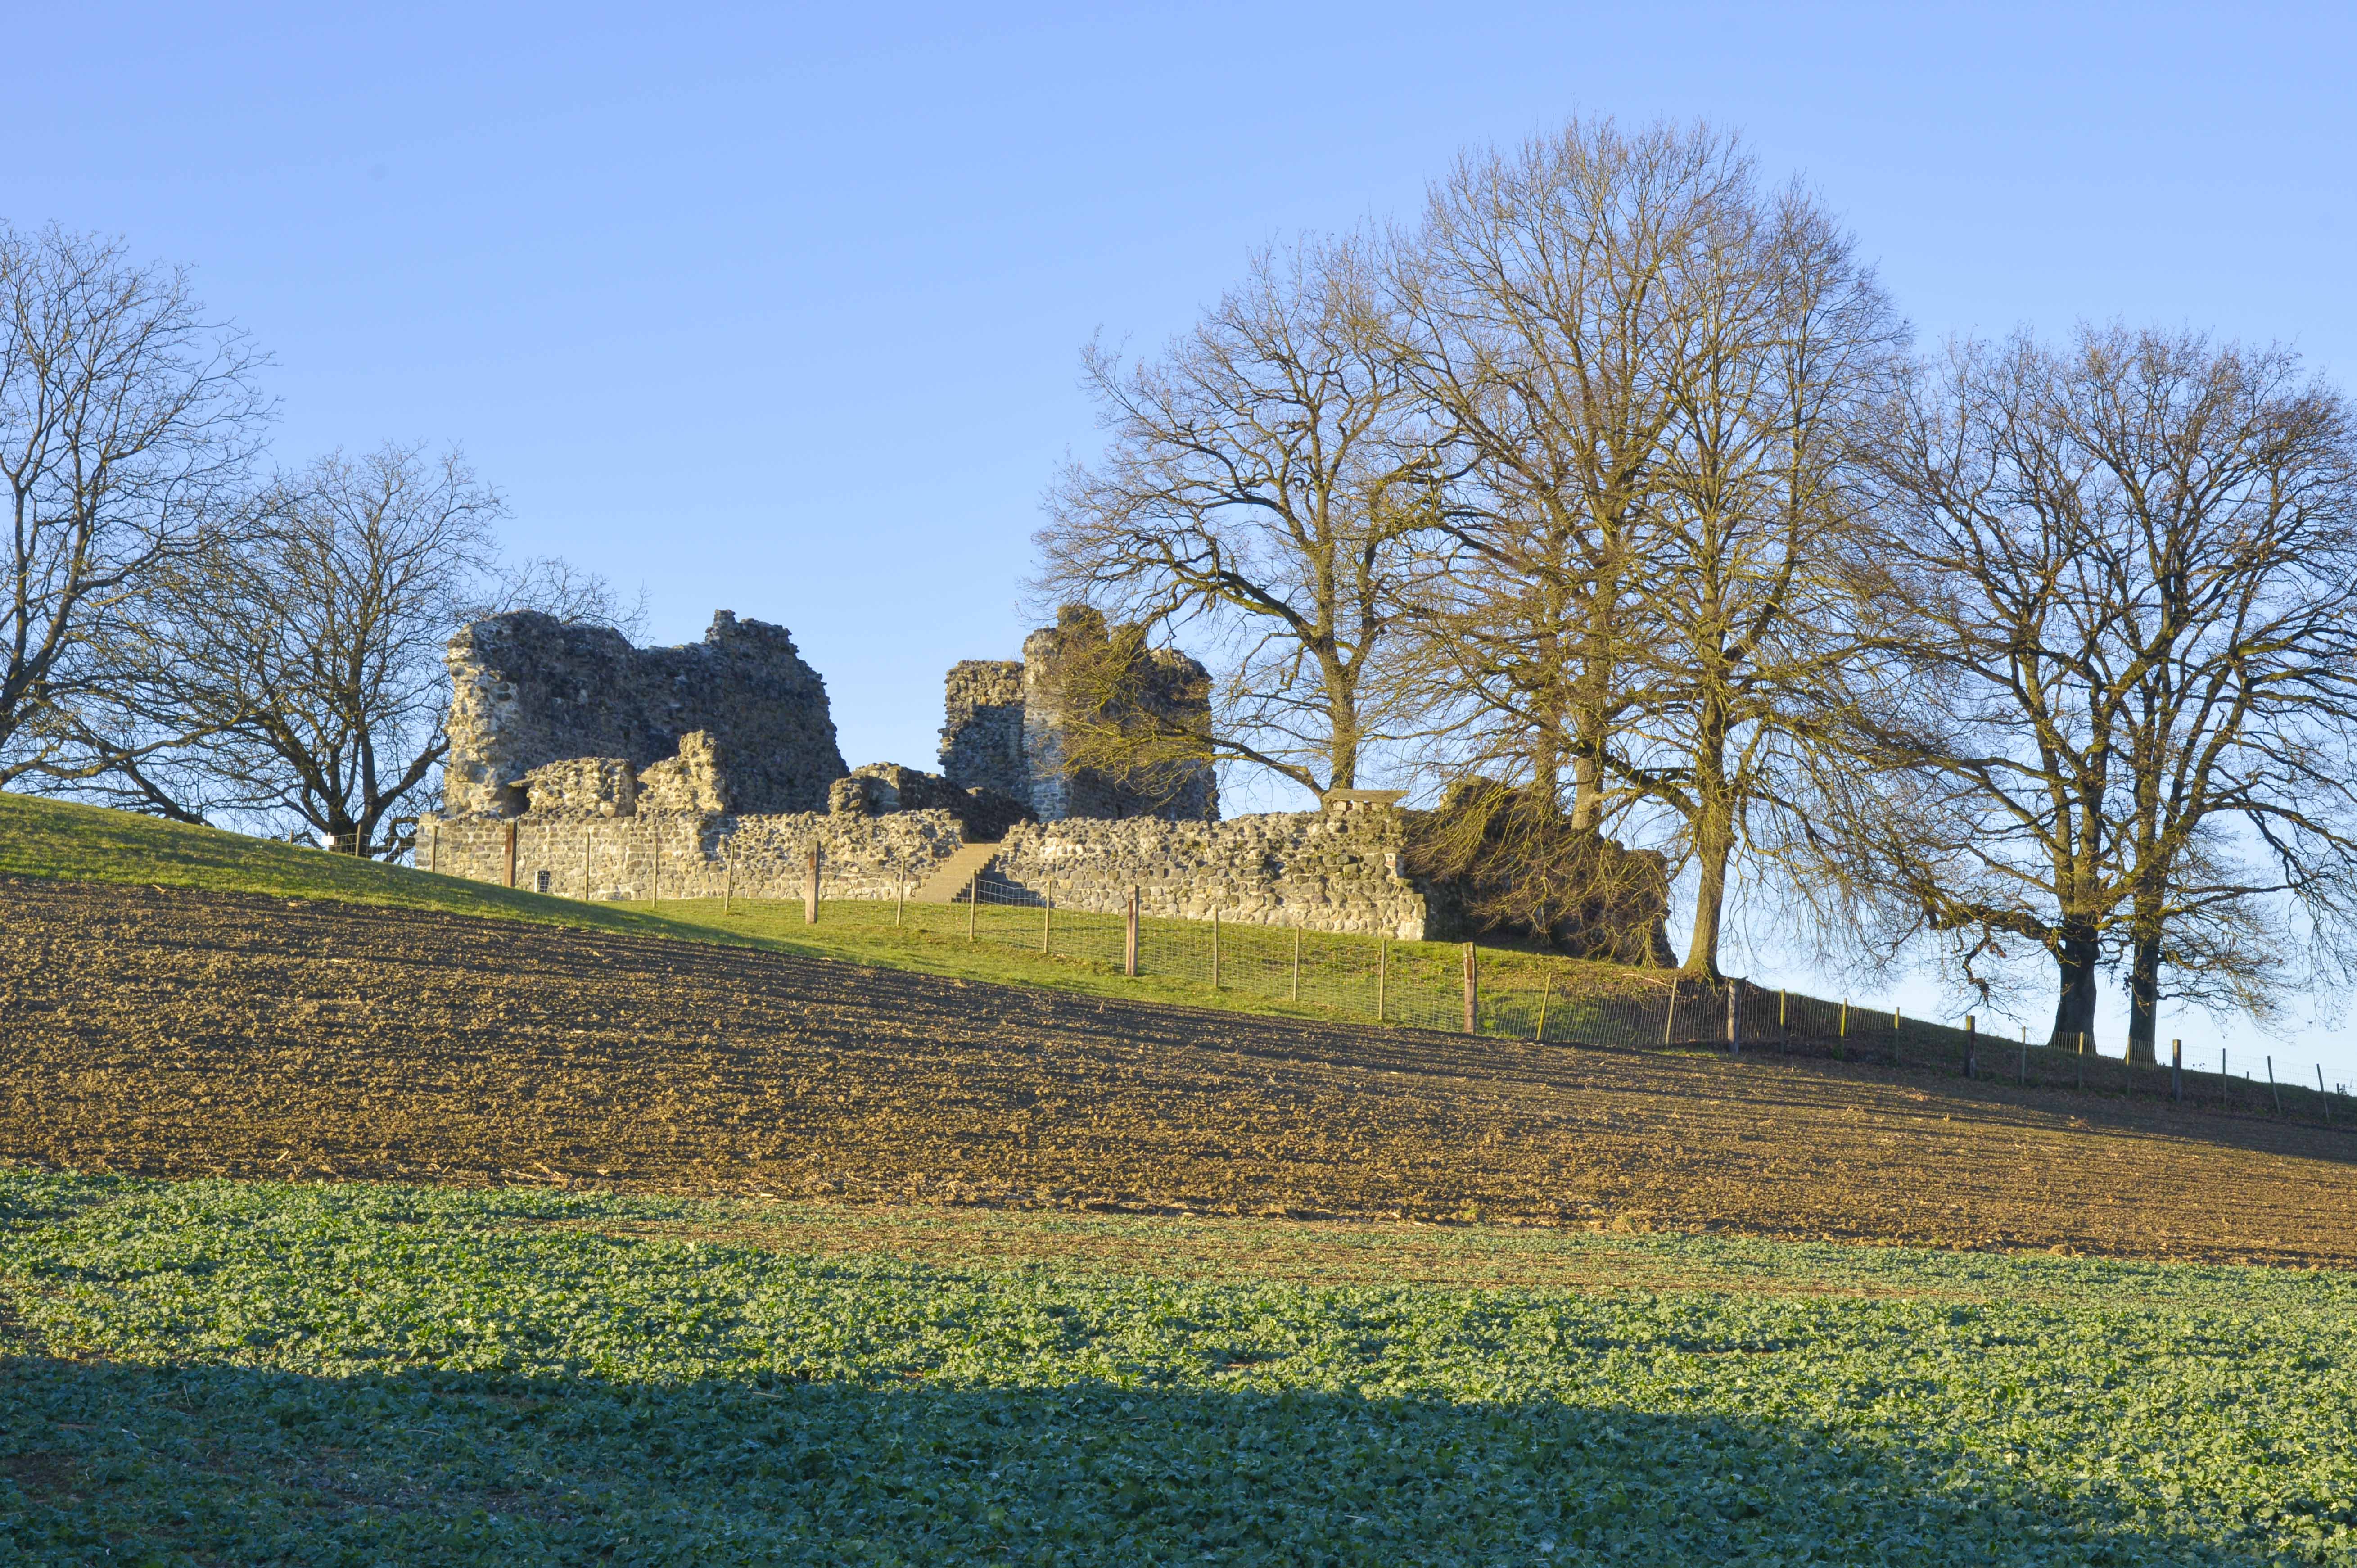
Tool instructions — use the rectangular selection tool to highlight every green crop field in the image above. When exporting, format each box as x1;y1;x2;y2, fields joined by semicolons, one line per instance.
3;1172;2352;1564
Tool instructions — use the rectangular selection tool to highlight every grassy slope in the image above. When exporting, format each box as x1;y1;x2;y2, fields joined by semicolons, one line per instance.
0;792;1642;1026
3;1172;2352;1564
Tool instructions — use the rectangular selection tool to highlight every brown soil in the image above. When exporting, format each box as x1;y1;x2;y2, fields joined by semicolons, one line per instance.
5;875;2355;1266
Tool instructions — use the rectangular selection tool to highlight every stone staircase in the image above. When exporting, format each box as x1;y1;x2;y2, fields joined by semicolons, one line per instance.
909;842;1001;904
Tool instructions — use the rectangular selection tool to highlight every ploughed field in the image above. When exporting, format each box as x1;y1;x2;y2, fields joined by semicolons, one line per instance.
5;874;2355;1266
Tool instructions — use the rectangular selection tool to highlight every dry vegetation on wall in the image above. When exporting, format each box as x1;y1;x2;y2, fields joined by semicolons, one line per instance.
5;875;2357;1266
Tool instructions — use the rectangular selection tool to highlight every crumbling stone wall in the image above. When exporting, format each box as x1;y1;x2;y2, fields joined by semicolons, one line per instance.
442;610;844;818
828;762;1032;842
423;602;1658;955
985;794;1430;938
636;731;731;814
939;606;1219;824
417;793;1429;936
522;757;637;817
418;808;968;904
938;662;1027;801
420;787;1663;953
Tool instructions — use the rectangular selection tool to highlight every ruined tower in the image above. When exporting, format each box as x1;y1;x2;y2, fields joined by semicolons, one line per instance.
939;606;1219;823
440;610;846;818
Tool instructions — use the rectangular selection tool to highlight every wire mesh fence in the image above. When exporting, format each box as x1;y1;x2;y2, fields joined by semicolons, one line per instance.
682;869;2357;1126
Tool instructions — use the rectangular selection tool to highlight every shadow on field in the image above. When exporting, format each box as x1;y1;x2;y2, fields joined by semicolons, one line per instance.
1;1353;2285;1564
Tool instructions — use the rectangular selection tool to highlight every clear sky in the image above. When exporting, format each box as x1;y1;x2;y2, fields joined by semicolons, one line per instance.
13;2;2356;1075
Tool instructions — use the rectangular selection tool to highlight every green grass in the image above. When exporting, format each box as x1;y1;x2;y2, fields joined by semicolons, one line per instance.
2;1172;2352;1564
0;791;1658;1030
0;792;700;940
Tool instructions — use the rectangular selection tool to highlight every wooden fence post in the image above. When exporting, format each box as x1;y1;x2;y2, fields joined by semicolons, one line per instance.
1892;1006;1903;1065
1837;999;1847;1061
1779;988;1788;1055
1210;912;1219;990
1042;898;1051;953
722;840;733;915
581;828;592;901
650;823;660;907
1727;981;1741;1056
895;881;904;926
2320;1064;2332;1125
2171;1039;2182;1104
1664;976;1680;1047
1124;887;1138;977
2267;1055;2282;1115
2075;1031;2085;1092
427;823;439;874
1535;973;1553;1044
504;819;518;889
968;874;978;941
1964;1015;1976;1080
803;845;819;924
1291;928;1301;1003
1376;938;1387;1023
1462;942;1477;1035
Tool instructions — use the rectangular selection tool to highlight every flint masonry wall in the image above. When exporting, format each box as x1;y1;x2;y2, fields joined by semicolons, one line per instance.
443;610;845;818
424;603;1427;935
938;661;1028;802
419;809;968;903
420;797;1433;938
985;798;1429;939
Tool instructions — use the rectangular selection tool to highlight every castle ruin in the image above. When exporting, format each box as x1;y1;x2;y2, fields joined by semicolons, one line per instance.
441;610;845;819
420;603;1668;953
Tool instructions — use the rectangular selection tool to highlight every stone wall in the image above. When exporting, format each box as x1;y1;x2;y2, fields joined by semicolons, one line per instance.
985;795;1430;939
418;794;1432;938
419;808;969;904
938;661;1027;801
442;610;845;818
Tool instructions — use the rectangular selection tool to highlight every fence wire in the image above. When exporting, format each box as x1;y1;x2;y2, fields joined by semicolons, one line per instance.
693;869;2357;1125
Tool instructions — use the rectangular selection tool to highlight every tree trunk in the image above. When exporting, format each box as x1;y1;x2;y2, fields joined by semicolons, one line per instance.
2125;926;2162;1065
1567;692;1604;830
1684;705;1733;978
2049;924;2101;1052
1685;828;1729;980
1325;709;1355;793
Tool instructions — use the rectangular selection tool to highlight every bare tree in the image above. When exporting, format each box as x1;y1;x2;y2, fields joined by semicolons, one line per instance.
1036;234;1440;798
1385;120;1901;975
1852;328;2357;1057
1386;118;1754;833
1608;190;1905;976
103;444;634;857
0;224;269;786
2071;330;2357;1060
1852;338;2151;1050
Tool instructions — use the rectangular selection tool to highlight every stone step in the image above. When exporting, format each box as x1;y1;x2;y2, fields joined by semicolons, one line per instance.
908;842;1001;904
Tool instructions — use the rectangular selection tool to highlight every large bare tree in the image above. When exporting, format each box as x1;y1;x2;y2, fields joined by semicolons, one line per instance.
1385;120;1901;974
1852;328;2357;1057
1609;190;1905;976
1036;235;1439;798
103;444;637;857
1385;118;1754;835
0;224;268;786
2070;330;2357;1060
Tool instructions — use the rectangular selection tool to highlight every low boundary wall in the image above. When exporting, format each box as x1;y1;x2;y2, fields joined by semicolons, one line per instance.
417;798;1432;938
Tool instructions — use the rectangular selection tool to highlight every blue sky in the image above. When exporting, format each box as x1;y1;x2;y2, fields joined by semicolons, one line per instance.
12;2;2356;1072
